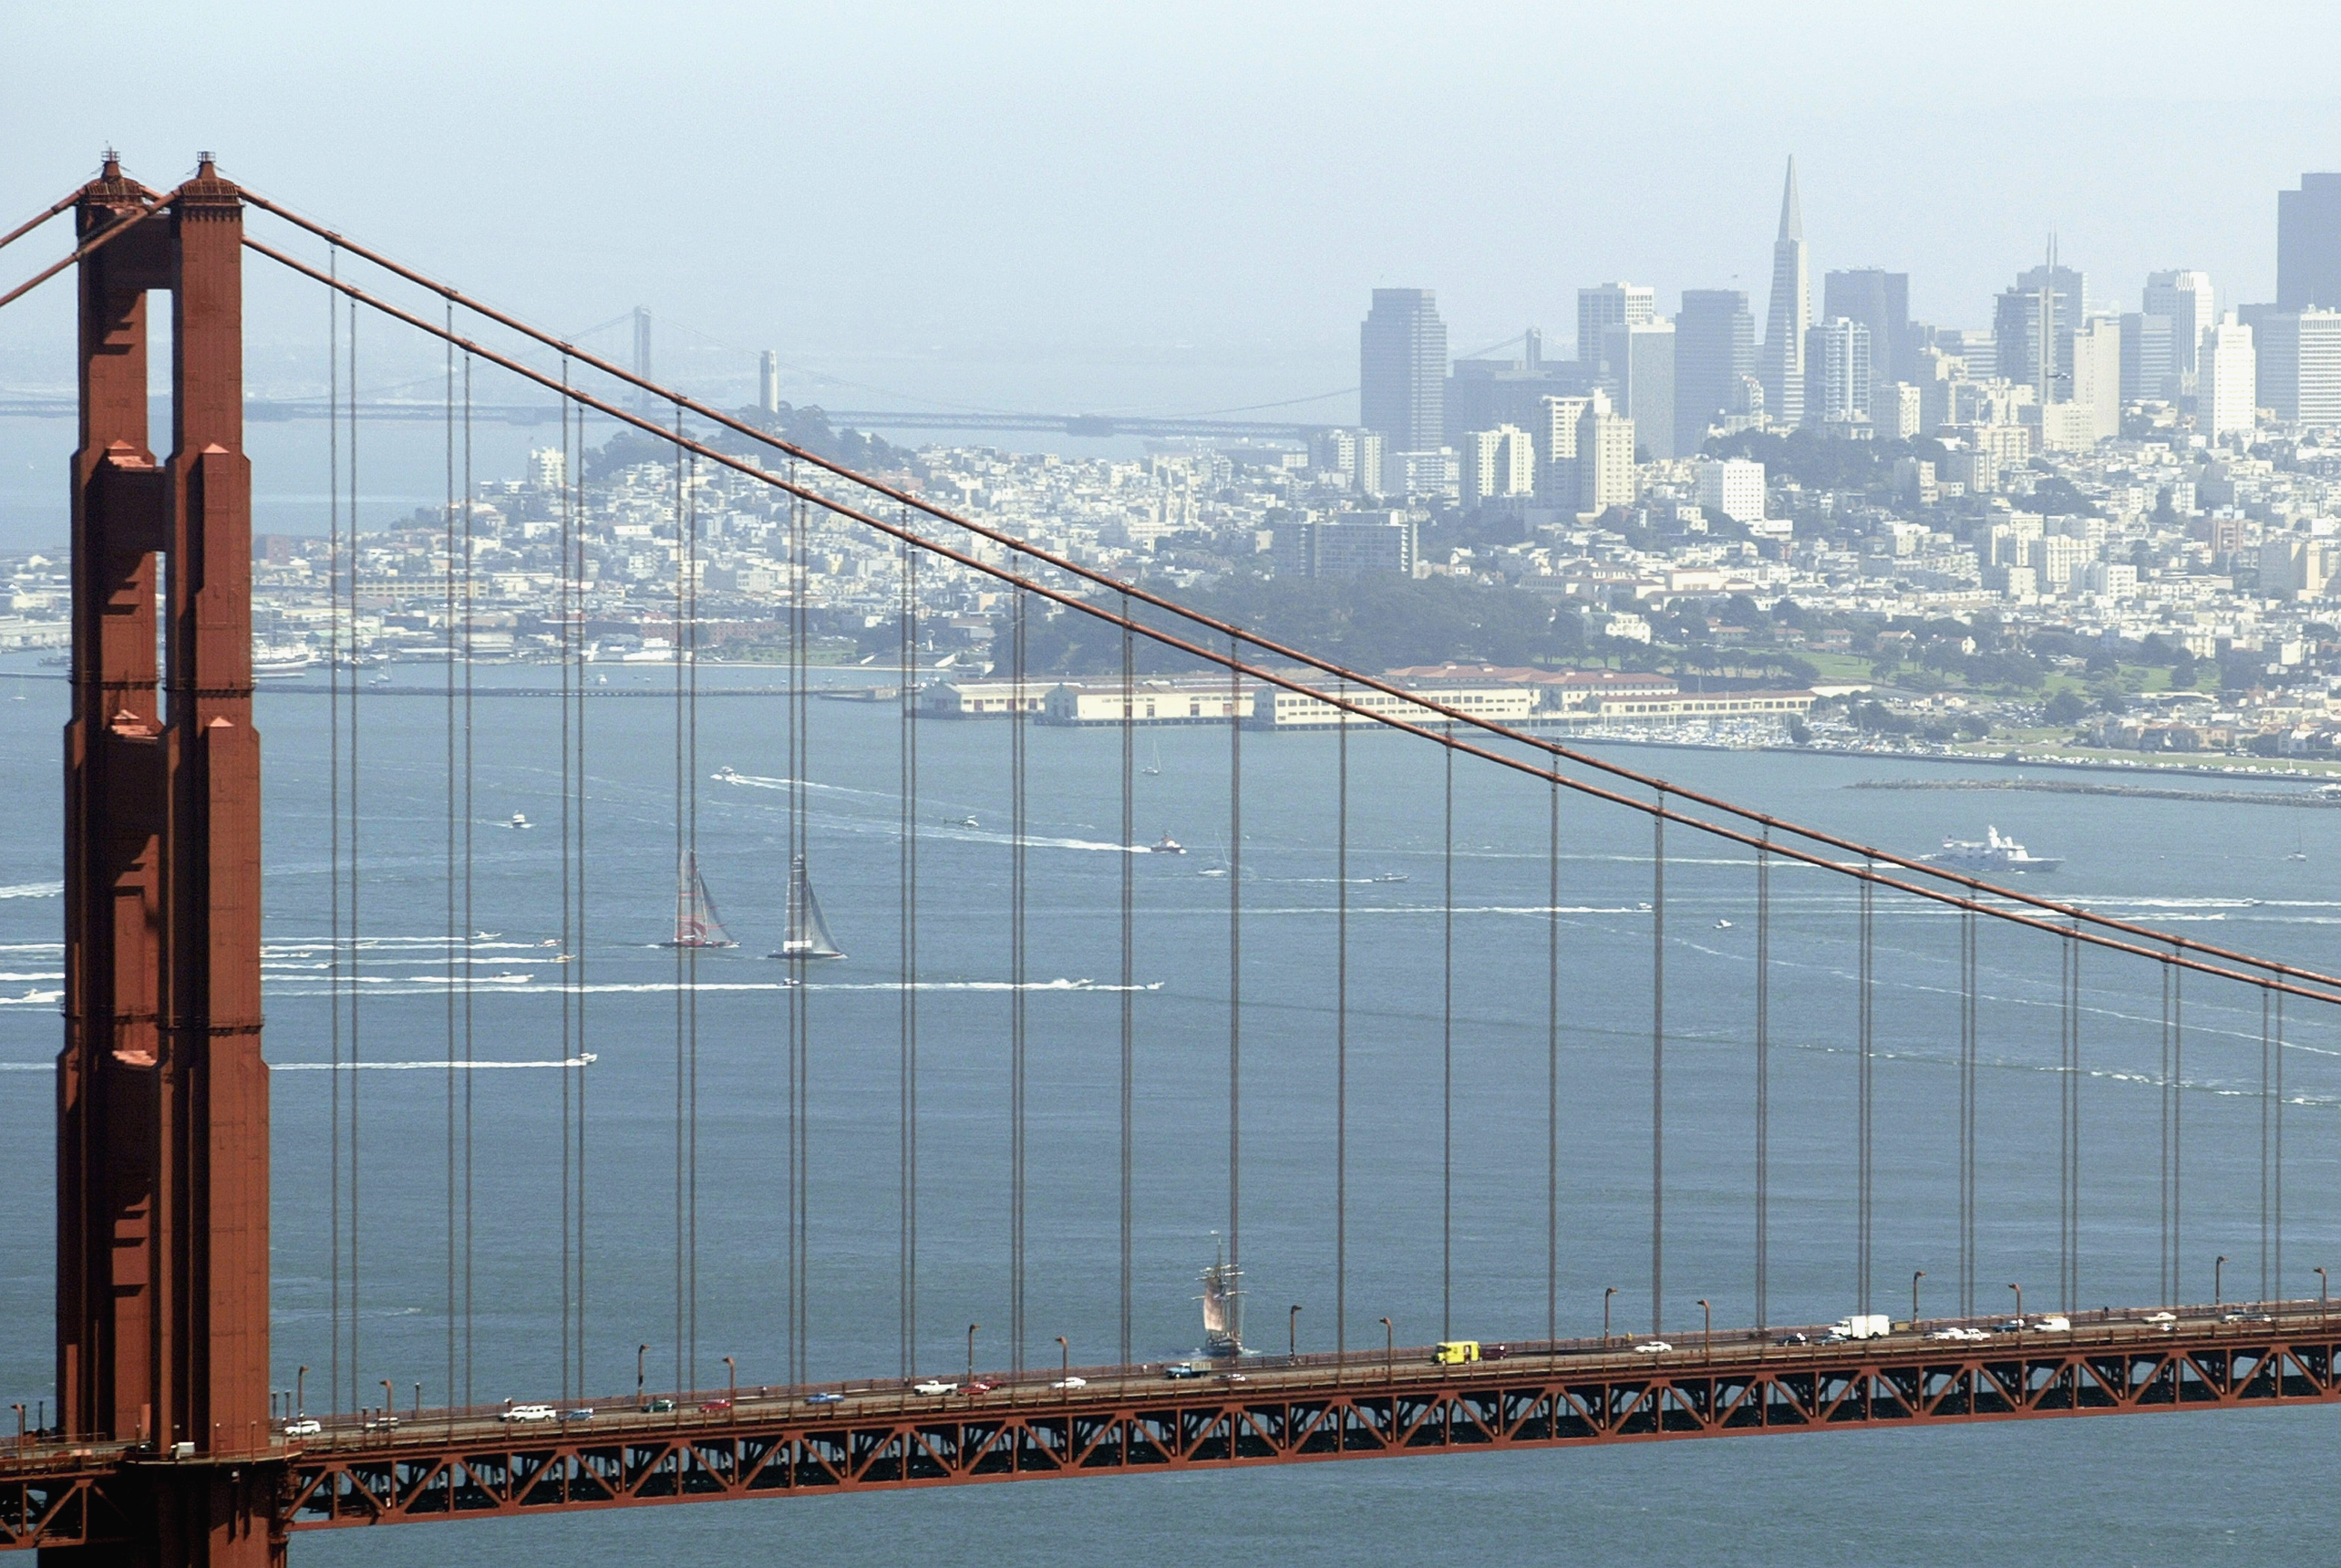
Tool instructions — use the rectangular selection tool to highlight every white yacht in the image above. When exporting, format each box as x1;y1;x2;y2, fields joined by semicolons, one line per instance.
1928;825;2063;875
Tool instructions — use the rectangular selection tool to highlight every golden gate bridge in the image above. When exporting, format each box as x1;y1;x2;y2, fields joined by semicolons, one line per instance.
3;155;2340;1565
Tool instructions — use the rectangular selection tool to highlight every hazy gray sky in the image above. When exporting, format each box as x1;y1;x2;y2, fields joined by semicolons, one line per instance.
6;0;2341;424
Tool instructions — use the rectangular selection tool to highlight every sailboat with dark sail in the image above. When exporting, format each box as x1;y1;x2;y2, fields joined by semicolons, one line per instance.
663;852;737;949
768;853;846;961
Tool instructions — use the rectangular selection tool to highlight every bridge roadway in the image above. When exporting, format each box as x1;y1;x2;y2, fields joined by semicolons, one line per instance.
4;1301;2337;1550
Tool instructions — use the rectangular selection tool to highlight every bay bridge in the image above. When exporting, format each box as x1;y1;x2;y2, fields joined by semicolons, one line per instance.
4;156;2341;1566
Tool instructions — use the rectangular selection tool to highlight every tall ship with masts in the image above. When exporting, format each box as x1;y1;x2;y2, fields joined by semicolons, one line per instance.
769;853;846;961
663;851;737;949
1198;1234;1244;1359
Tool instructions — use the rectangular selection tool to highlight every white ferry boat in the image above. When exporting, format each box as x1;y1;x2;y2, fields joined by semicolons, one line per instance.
1929;825;2063;875
252;645;313;678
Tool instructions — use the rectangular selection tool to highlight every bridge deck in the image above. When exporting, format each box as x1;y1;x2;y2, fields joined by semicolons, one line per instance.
3;1303;2335;1549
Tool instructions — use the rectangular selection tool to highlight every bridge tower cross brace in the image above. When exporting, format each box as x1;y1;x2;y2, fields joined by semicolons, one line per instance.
55;155;273;1567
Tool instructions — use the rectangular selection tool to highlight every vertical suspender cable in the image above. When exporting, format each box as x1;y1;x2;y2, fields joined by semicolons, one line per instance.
2172;959;2183;1303
1118;595;1133;1367
1009;570;1028;1375
572;392;591;1400
558;375;574;1403
1858;864;1873;1316
901;528;920;1378
347;303;363;1415
1960;906;1976;1318
787;478;809;1384
326;256;341;1416
671;405;686;1392
442;306;459;1414
1442;725;1454;1342
1336;682;1348;1361
462;356;477;1404
1651;793;1664;1339
1228;636;1243;1333
684;444;701;1386
2262;984;2273;1303
2069;922;2088;1310
1755;831;1770;1330
2159;960;2174;1306
1547;764;1560;1345
2275;987;2285;1298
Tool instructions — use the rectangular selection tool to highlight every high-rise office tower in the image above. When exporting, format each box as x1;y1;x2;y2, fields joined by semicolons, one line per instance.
1602;319;1676;457
1359;289;1448;453
2016;261;2088;320
1821;269;1910;384
1675;289;1754;453
2143;270;2215;378
1760;157;1811;428
2201;315;2257;439
2278;174;2341;310
2120;313;2175;403
2255;309;2341;426
1994;263;2084;402
1806;317;1871;425
1577;284;1655;371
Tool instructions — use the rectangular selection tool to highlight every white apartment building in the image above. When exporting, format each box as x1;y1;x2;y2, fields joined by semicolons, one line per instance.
1577;391;1638;512
1693;457;1767;523
1459;424;1537;500
2201;315;2257;438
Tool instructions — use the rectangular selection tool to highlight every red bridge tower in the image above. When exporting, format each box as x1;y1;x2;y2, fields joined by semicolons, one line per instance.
55;155;273;1567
